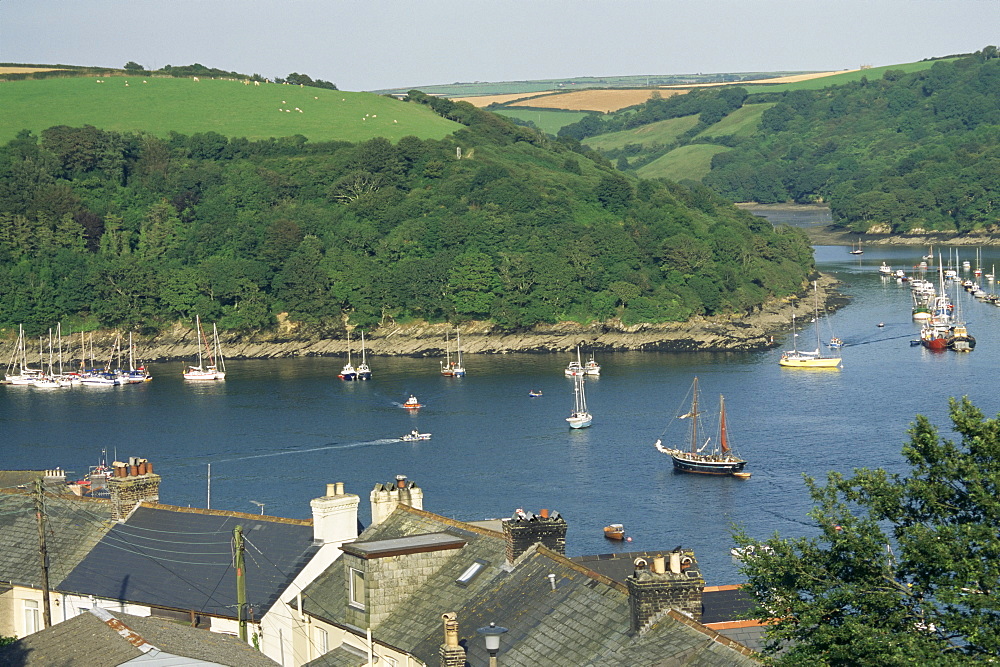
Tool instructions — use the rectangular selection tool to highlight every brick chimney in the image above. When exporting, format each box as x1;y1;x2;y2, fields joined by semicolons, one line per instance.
502;508;567;564
627;550;705;634
310;482;360;544
107;458;160;522
438;612;466;667
369;475;423;526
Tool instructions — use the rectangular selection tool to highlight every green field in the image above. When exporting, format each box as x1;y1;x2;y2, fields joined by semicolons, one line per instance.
0;75;462;144
583;115;701;152
494;108;591;135
636;144;731;182
696;103;775;139
741;59;954;92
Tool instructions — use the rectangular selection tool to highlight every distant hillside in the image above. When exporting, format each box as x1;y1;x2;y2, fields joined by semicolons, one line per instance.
0;76;460;144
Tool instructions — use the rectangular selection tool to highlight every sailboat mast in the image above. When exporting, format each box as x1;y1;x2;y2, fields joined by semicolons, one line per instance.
690;377;699;454
361;330;367;365
719;395;729;454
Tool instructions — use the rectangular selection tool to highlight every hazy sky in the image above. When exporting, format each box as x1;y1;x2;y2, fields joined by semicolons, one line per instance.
3;1;998;91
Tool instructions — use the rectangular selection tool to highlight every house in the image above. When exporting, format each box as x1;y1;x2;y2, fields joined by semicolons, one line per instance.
0;459;361;667
295;485;760;666
0;607;280;666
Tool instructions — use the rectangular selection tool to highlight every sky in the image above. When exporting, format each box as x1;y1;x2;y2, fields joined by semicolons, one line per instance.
3;0;999;91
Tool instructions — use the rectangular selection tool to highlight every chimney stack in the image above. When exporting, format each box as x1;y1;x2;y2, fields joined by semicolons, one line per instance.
311;482;360;544
502;508;567;564
369;475;423;526
627;548;704;634
107;457;160;522
439;612;466;667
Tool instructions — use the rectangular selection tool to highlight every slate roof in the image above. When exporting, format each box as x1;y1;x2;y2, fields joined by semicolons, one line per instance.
0;488;114;589
0;608;279;666
302;506;759;666
59;503;319;619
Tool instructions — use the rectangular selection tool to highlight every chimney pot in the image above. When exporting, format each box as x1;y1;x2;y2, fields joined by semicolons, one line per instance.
396;474;407;489
652;555;666;574
146;462;153;474
540;508;549;519
129;465;139;477
335;482;344;495
669;552;681;574
326;483;337;496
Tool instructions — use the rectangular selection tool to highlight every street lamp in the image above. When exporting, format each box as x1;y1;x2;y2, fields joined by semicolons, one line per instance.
476;622;508;667
250;500;264;515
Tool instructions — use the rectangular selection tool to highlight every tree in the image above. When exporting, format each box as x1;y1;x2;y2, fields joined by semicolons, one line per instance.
734;397;1000;664
124;61;145;72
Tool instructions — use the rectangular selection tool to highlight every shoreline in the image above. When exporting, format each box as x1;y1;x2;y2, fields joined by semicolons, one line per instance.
7;275;845;363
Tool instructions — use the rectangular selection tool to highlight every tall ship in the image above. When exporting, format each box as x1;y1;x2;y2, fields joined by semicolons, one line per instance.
654;377;749;477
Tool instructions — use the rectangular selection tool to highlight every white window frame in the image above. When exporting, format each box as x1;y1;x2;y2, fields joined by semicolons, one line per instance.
314;626;329;655
349;567;366;609
23;599;39;636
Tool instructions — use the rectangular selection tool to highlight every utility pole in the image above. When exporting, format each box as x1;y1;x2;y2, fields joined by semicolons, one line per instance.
234;525;247;642
34;478;52;629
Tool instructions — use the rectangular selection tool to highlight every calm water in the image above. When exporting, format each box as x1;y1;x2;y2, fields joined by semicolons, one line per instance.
4;244;1000;584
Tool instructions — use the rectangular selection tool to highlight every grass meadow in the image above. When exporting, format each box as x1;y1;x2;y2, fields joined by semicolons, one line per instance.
636;144;730;182
696;103;775;139
0;75;461;144
740;59;951;93
584;115;701;152
493;108;591;135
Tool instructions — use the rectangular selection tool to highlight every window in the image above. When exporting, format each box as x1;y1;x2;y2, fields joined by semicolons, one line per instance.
349;567;366;608
456;559;488;587
23;600;39;635
314;627;329;655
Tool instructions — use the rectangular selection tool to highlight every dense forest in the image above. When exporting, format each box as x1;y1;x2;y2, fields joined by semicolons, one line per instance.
564;48;1000;235
0;91;813;337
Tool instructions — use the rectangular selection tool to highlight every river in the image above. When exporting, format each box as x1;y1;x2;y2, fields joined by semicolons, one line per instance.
3;242;1000;585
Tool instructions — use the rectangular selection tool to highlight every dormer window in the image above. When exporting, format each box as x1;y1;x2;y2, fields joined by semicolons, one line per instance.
349;567;366;609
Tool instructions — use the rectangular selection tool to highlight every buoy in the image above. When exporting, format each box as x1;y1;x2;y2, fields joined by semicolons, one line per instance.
626;537;632;542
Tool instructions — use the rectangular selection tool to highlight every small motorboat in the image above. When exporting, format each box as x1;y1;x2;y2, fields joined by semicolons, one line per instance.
877;322;885;328
603;523;625;540
827;337;843;349
400;430;431;442
528;390;543;397
402;395;422;409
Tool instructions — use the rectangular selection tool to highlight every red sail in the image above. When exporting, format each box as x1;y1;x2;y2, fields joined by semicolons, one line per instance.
719;396;730;454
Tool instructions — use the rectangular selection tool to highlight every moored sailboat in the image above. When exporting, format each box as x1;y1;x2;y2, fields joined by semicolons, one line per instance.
566;373;592;429
654;377;748;477
4;324;43;385
183;316;225;381
779;282;842;368
338;329;357;381
356;330;372;380
564;345;585;376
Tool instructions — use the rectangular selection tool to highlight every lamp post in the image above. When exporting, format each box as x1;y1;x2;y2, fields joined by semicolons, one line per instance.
250;500;264;515
476;622;508;667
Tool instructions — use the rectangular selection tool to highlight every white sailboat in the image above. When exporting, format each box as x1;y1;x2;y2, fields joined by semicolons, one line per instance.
32;329;67;389
356;330;372;380
452;330;465;377
339;329;357;381
564;345;585;376
779;281;842;368
566;373;592;429
4;324;43;385
440;331;454;376
184;315;224;381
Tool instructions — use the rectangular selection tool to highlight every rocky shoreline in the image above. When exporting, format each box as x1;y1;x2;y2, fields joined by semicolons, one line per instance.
20;274;844;363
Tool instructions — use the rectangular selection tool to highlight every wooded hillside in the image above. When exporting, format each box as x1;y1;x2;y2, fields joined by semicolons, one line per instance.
0;89;814;338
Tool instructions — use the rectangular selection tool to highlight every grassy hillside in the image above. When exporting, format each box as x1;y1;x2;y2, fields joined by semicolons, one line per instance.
696;103;775;139
1;75;461;144
493;108;591;135
636;144;730;181
584;115;700;152
741;59;954;92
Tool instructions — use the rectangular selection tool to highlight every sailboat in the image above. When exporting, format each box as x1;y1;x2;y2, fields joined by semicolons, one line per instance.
452;330;465;377
440;331;454;377
566;373;592;429
125;332;152;383
210;324;226;379
849;238;863;255
4;324;43;385
356;330;372;380
564;346;585;376
654;377;749;477
339;329;357;381
32;329;67;389
921;256;960;351
183;315;224;381
779;281;842;368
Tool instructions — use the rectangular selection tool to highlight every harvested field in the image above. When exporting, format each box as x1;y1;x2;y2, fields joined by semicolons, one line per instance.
509;88;689;113
0;67;66;74
451;92;556;106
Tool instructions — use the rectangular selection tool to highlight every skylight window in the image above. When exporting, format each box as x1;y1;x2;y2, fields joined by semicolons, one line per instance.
456;559;488;586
